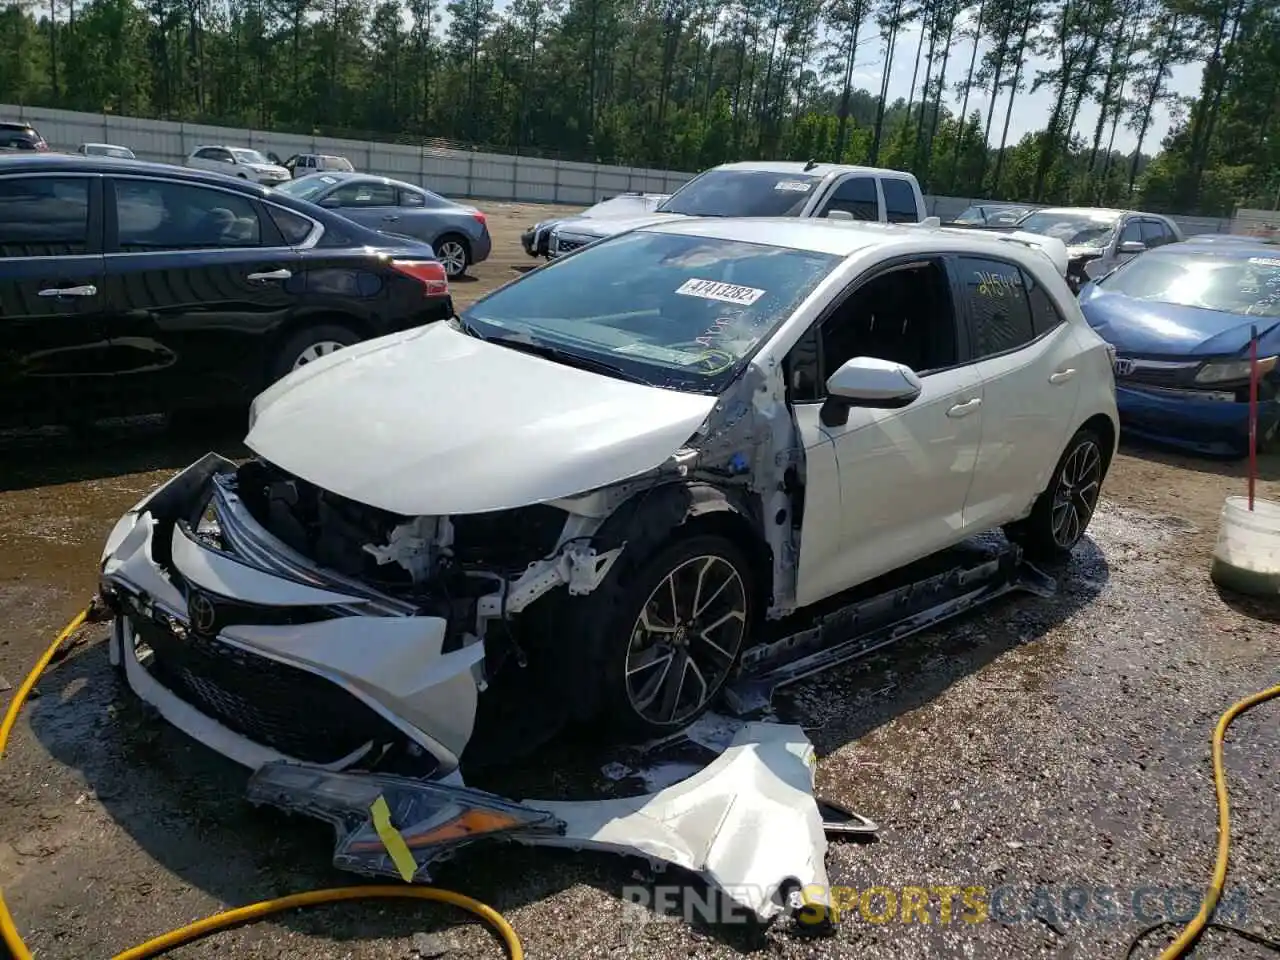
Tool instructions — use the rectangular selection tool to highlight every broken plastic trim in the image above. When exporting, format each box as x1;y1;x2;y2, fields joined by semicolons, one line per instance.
247;722;832;924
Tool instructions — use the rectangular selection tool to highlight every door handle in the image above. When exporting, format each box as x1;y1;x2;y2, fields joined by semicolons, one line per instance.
382;215;400;222
246;269;292;282
38;284;97;297
1049;368;1076;384
946;397;982;418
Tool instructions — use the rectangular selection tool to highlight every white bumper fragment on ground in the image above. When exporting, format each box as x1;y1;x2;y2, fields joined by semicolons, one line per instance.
246;722;832;924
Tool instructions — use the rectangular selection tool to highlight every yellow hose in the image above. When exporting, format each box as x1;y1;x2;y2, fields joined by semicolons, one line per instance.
1152;681;1280;960
0;608;524;960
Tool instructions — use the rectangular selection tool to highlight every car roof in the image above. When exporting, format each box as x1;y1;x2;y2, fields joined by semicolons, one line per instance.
0;121;38;131
0;152;272;195
299;171;417;189
638;216;1059;263
81;142;129;149
709;160;918;180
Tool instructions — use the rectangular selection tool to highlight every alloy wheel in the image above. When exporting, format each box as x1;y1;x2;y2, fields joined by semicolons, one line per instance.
437;240;467;278
292;340;346;370
624;555;748;726
1051;439;1102;548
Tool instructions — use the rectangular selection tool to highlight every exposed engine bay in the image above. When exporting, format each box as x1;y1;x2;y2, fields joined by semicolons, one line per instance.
216;459;625;658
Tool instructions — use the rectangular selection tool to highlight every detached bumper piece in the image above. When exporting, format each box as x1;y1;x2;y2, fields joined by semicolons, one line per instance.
247;722;833;925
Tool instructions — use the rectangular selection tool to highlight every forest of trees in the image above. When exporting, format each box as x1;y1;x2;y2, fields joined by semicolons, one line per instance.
0;0;1276;214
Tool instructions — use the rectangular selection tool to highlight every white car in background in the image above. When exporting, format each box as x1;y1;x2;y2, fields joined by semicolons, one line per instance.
185;145;291;184
99;216;1118;782
547;161;929;257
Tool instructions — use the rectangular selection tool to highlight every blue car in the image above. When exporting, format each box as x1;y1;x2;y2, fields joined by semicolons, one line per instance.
1078;241;1280;456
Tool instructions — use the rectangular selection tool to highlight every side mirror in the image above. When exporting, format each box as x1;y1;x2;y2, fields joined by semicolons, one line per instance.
318;196;342;209
1118;240;1146;255
820;357;923;428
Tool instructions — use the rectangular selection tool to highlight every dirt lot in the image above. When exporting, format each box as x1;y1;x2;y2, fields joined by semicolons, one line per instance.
0;202;1277;960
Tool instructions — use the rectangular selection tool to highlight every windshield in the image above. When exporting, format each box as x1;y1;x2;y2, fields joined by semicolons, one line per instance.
459;230;840;394
1101;253;1280;316
657;170;824;217
274;175;339;201
1016;211;1119;248
231;148;269;165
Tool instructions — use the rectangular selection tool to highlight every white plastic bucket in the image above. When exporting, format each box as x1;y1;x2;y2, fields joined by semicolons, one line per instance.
1210;496;1280;596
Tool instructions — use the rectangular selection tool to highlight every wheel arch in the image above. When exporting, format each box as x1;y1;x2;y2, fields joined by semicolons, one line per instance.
261;311;371;382
1079;412;1118;475
592;480;774;611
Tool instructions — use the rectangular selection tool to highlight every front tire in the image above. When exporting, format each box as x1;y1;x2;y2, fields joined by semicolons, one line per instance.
591;535;755;738
1006;427;1106;561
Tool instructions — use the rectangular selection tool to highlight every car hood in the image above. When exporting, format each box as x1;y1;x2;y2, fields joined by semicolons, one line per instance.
1078;286;1280;356
244;323;717;516
557;212;688;239
250;163;290;176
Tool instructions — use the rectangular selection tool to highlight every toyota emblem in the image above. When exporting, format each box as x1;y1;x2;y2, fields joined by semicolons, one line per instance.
188;592;217;634
1113;358;1135;376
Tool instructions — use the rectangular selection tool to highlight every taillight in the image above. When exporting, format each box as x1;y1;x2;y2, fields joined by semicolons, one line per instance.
472;212;487;229
390;259;449;297
34;139;48;151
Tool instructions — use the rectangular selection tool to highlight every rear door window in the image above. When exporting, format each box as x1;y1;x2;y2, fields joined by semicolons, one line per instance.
820;176;879;220
332;181;397;207
113;179;263;250
956;256;1037;358
880;178;920;223
0;176;92;256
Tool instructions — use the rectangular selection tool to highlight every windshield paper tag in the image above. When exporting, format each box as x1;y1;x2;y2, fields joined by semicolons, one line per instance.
1248;257;1280;266
774;180;812;192
320;175;338;184
676;279;766;306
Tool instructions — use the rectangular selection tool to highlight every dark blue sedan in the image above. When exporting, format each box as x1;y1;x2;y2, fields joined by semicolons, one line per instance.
1078;241;1280;456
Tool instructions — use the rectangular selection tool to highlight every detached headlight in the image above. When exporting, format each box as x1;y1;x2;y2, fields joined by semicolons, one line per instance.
1194;356;1278;384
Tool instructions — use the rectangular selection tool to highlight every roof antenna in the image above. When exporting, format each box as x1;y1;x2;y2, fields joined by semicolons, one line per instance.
803;159;818;172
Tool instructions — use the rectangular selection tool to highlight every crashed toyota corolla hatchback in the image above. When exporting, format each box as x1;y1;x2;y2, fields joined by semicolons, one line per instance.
99;215;1119;781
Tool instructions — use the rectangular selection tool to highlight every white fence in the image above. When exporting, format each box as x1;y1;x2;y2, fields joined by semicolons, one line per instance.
3;104;1236;234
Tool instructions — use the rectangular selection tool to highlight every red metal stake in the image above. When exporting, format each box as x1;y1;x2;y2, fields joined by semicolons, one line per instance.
1248;325;1259;511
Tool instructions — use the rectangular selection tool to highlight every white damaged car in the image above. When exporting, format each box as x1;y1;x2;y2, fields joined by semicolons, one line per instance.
100;216;1118;782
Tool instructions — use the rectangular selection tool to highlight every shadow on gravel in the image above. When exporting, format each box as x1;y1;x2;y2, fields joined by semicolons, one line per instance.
24;536;1110;951
0;416;248;492
1119;436;1280;482
1212;584;1280;624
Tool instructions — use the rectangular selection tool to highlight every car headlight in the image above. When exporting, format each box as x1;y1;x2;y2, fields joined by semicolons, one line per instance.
1194;356;1278;383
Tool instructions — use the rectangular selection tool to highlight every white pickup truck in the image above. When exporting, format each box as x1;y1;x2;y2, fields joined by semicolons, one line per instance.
547;161;930;257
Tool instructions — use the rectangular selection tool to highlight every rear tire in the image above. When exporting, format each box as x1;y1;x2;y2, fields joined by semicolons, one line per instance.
434;234;470;279
1005;427;1106;562
268;323;361;384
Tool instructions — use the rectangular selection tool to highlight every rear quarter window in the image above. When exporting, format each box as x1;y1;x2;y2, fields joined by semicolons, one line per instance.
881;178;920;223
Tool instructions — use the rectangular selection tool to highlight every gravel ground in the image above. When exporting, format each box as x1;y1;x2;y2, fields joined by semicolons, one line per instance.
0;203;1277;959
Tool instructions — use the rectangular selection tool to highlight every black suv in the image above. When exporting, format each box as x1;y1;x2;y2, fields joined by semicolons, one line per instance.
0;153;453;429
0;121;49;152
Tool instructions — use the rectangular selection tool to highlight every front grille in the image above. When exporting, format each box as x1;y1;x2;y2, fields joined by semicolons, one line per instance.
132;614;425;769
1114;357;1200;388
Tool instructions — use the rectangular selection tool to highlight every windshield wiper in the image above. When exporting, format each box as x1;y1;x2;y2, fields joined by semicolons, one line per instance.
450;313;488;340
484;334;656;385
